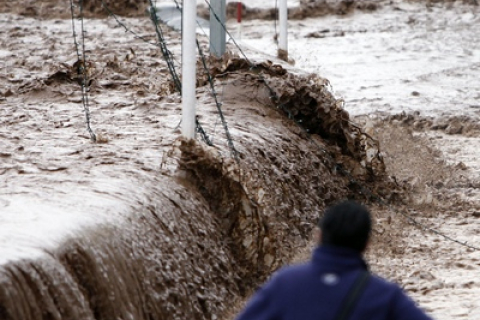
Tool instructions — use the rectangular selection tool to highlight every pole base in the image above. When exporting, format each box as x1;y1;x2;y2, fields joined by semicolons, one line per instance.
277;48;288;62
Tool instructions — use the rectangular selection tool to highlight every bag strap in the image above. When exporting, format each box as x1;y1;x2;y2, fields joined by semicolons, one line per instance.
334;271;370;320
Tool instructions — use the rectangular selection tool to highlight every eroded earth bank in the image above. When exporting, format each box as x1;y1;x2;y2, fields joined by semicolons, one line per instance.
0;1;395;319
1;0;480;319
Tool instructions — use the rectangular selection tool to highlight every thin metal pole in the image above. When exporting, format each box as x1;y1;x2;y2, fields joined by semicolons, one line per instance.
210;0;226;57
182;0;197;139
278;0;288;61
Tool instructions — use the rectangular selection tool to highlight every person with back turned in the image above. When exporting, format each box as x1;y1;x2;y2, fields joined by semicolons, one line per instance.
235;200;434;320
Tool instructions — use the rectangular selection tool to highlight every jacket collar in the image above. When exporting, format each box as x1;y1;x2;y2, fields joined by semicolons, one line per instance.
311;245;369;272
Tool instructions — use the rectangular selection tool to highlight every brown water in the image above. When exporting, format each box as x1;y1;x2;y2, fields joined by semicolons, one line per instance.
0;3;396;317
6;0;480;319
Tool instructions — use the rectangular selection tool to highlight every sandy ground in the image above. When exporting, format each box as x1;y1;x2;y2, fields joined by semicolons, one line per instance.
1;0;480;319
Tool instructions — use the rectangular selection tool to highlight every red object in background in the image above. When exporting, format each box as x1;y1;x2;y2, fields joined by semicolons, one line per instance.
237;2;242;23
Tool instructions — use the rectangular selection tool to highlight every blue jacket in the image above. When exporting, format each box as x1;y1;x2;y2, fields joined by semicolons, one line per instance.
236;245;433;320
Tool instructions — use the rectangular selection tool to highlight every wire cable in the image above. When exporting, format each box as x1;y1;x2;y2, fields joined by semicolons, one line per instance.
203;0;480;251
168;1;238;159
69;0;96;142
100;0;213;145
147;0;182;93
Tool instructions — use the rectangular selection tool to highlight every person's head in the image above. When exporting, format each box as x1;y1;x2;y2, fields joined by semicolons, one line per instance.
317;200;372;252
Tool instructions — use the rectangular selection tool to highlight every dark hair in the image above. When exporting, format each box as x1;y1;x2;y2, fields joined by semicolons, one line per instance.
318;200;372;252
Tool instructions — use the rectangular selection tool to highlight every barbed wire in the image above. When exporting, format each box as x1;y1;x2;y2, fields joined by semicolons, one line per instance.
204;0;281;105
170;1;239;160
198;40;239;161
69;0;96;142
100;0;183;72
204;0;252;66
187;3;227;146
69;0;81;60
360;176;480;251
99;0;213;146
147;0;182;93
196;117;213;146
68;1;479;251
148;0;216;147
303;119;480;252
149;0;237;159
100;0;158;47
172;0;181;9
204;0;480;251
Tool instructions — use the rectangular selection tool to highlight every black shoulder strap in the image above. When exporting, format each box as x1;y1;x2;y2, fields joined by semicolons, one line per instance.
334;271;370;320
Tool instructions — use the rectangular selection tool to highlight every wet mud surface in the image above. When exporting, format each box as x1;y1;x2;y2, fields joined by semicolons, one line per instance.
228;0;480;319
0;0;147;18
0;3;394;319
2;0;480;319
199;0;381;21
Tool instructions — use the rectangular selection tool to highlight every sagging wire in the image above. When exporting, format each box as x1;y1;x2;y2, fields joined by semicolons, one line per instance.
100;0;212;146
172;0;181;9
100;0;158;47
147;0;182;93
70;0;97;142
203;0;281;105
100;0;182;80
86;0;477;251
167;1;238;159
196;117;213;146
348;163;480;251
194;13;224;145
147;0;213;145
204;0;252;65
209;80;227;145
99;0;181;77
198;40;238;160
205;0;480;251
70;1;80;59
301;122;480;252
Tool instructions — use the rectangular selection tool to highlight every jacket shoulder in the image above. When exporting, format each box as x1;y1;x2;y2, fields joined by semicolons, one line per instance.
273;263;314;279
266;263;315;288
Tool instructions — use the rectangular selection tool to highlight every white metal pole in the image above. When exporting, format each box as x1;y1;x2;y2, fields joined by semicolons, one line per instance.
278;0;288;61
182;0;197;139
210;0;226;57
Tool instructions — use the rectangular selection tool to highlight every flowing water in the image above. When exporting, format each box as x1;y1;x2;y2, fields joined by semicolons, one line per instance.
1;0;480;319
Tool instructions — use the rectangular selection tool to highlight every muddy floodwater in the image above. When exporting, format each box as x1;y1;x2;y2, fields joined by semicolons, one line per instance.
1;0;480;319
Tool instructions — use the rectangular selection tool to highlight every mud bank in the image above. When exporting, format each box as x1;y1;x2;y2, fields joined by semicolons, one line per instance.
199;0;380;22
200;0;477;22
0;72;388;319
0;0;147;18
0;0;378;20
0;8;399;319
